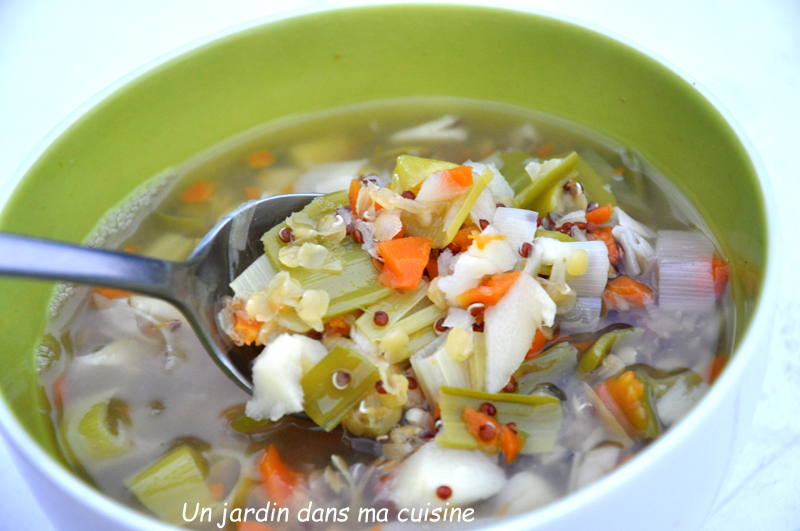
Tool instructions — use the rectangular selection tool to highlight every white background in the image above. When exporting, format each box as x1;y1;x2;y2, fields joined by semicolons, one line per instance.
1;1;799;530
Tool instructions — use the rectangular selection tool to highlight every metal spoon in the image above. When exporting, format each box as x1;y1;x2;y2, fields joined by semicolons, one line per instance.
0;193;321;394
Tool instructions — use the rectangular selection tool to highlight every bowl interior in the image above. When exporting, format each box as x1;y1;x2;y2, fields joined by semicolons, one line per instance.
0;3;767;465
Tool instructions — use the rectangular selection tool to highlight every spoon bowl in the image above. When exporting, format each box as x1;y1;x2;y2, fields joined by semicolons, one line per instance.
0;192;320;393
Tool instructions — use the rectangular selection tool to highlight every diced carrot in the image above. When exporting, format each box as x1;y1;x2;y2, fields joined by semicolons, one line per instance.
234;313;262;345
499;425;525;464
525;329;547;360
708;354;726;383
456;271;520;308
208;483;224;500
245;186;261;200
587;227;619;267
246;149;275;169
238;521;274;531
534;142;555;158
602;275;654;311
180;180;215;203
462;406;500;447
469;232;506;250
585;203;614;226
94;287;133;300
377;237;432;290
348;178;362;214
370;525;382;531
123;244;139;254
451;227;477;252
258;445;304;505
52;373;65;414
604;371;648;432
712;256;730;299
441;165;474;188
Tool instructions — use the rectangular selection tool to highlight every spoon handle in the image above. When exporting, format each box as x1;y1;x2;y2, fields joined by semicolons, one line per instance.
0;232;183;301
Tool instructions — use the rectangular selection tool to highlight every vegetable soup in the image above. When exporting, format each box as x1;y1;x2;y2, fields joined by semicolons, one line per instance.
36;98;732;530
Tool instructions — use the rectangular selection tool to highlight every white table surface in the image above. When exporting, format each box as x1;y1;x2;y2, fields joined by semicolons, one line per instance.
1;1;798;530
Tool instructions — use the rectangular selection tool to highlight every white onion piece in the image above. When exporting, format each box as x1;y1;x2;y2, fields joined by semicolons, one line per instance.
612;225;655;278
464;160;515;202
294;159;367;193
493;207;539;255
559;297;602;334
614;206;656;239
656;230;715;312
229;255;277;298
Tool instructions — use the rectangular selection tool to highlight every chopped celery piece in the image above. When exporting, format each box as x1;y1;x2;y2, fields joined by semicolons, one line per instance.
410;337;470;404
65;393;132;462
535;228;577;243
355;282;430;344
626;364;703;399
291;239;391;318
301;345;380;431
230;254;277;298
392;155;458;193
435;386;563;454
574;153;617;206
496;150;534;194
262;190;349;271
125;445;219;526
437;168;494;248
513;152;579;210
469;331;487;392
577;326;640;375
515;343;578;394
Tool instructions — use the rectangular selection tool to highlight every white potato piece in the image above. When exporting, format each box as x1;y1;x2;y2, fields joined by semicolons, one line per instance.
484;272;556;393
388;442;506;509
245;333;328;421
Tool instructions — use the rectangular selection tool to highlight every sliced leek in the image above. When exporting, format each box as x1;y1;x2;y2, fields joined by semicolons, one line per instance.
515;343;578;394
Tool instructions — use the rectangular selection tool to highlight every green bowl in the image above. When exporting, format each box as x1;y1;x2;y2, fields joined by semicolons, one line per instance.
0;4;778;531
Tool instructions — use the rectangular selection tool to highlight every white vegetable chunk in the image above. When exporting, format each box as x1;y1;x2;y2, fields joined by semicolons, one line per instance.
464;160;515;202
492;472;557;516
245;333;328;421
388;442;505;509
569;444;622;491
656;379;708;426
484;272;556;393
294;160;367;194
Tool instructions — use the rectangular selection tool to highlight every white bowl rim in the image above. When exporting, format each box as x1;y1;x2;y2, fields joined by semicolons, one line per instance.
0;1;781;530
